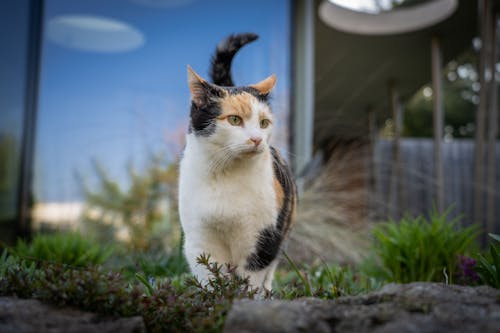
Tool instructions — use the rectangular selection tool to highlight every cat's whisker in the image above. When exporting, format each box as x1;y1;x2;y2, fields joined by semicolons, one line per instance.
207;145;240;174
208;143;254;174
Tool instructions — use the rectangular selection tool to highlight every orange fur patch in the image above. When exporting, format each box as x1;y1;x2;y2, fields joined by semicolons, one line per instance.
218;93;254;120
250;74;276;94
274;176;284;211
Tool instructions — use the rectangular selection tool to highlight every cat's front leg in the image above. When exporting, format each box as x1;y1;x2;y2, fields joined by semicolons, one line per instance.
262;259;279;291
184;242;211;285
184;235;231;286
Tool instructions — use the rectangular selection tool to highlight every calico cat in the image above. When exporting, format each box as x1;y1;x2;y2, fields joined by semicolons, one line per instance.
178;33;296;291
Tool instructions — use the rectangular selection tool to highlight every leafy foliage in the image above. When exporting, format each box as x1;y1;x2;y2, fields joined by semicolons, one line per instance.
0;251;257;333
0;250;140;315
1;205;494;333
81;155;180;251
12;232;112;267
475;233;500;288
403;50;479;138
368;210;480;284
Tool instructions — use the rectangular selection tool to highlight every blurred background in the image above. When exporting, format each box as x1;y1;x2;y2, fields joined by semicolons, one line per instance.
0;0;499;265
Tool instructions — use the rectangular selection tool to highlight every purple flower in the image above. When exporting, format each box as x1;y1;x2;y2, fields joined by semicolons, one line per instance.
455;255;479;285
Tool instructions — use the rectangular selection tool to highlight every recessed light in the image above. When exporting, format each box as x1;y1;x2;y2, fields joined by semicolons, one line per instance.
320;0;458;35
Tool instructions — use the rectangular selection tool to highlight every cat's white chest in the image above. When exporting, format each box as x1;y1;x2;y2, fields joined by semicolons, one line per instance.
179;140;277;236
202;171;274;227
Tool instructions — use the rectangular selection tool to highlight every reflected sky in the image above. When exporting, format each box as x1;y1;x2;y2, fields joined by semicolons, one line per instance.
46;15;145;53
35;0;290;202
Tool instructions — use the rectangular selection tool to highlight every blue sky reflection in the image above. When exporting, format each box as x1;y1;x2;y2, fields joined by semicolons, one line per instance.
35;0;290;203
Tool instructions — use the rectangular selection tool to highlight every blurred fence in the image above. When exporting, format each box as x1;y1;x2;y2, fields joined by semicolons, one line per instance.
373;138;500;233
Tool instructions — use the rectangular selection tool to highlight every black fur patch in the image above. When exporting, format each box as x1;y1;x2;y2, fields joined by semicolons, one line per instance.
226;86;270;104
246;226;283;271
190;100;221;137
189;81;225;137
245;148;297;272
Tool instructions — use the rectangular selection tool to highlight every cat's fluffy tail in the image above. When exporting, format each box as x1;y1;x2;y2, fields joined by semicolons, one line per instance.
210;33;258;87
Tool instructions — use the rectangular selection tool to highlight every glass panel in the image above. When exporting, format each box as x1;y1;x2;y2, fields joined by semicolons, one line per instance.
0;1;31;224
34;0;291;235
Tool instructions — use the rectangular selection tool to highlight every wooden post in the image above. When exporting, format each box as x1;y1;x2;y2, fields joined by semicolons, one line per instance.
474;0;490;230
486;14;498;235
389;81;402;220
431;35;444;213
367;106;377;220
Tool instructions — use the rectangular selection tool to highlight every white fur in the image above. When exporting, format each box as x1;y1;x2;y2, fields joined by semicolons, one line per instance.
178;98;279;290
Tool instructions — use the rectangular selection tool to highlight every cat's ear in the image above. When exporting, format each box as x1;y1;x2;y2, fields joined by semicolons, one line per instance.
250;74;276;95
188;65;224;106
187;65;209;106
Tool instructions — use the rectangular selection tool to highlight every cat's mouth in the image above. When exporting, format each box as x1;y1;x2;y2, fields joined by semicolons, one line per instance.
241;145;265;155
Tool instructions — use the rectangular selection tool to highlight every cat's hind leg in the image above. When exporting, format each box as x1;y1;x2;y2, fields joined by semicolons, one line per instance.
262;259;279;291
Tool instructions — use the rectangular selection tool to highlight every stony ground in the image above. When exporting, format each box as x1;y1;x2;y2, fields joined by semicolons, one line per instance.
1;283;499;332
0;297;145;333
224;283;500;333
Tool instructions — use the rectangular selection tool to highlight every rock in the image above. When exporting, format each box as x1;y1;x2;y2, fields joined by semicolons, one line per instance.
224;282;500;333
0;296;145;333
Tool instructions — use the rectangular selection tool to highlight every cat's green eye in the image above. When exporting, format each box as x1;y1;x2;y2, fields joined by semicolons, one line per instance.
260;119;271;129
227;115;242;126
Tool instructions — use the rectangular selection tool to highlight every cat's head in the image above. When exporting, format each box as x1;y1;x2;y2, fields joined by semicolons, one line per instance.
187;65;276;157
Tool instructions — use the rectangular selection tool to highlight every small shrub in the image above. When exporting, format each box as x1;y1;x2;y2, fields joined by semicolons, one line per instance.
12;232;113;267
369;209;479;284
140;254;258;333
475;233;500;288
0;251;257;333
0;250;141;315
80;156;181;252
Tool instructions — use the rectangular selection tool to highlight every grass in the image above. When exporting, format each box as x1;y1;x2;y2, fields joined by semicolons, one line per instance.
12;232;113;267
276;252;381;299
368;209;480;284
113;241;189;281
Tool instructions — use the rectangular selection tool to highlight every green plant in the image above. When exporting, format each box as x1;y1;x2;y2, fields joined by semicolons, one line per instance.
276;252;380;299
475;233;500;288
0;251;258;333
80;155;180;252
0;250;142;315
119;248;189;280
144;254;259;333
12;232;113;267
106;233;188;281
369;209;480;284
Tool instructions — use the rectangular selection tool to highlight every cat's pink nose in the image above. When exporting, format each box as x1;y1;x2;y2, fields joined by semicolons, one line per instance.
250;137;262;146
